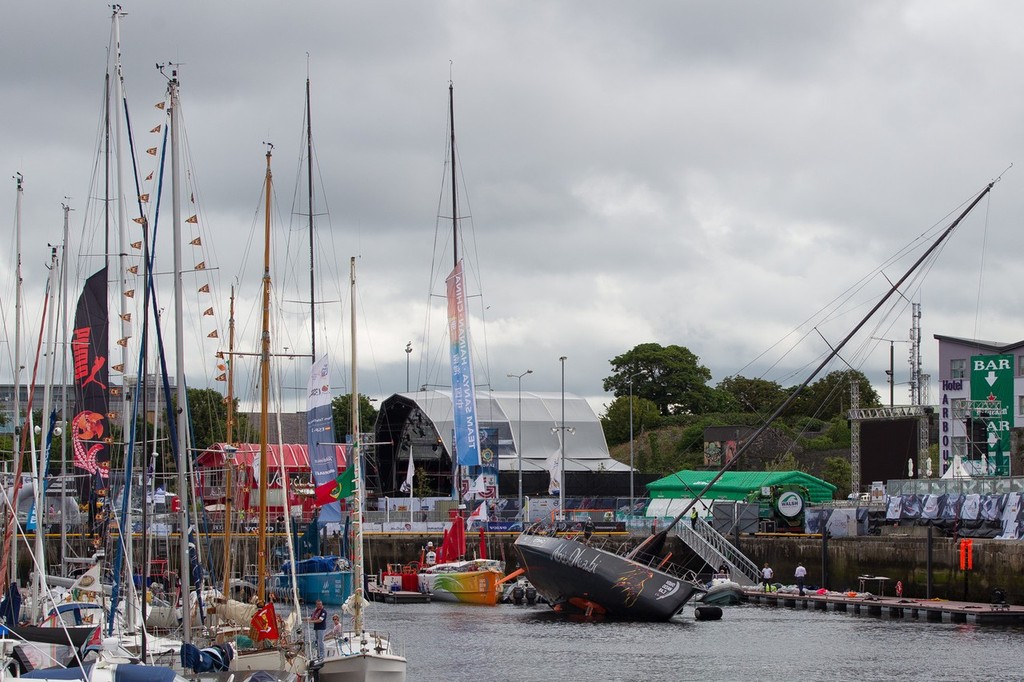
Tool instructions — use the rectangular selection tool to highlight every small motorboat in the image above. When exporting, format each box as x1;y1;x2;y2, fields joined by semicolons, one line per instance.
698;576;743;606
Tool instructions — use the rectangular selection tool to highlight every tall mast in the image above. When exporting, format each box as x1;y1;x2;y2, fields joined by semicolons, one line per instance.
112;4;132;458
220;287;236;600
306;72;316;361
257;146;273;604
9;174;24;587
350;256;363;635
448;81;458;269
59;201;71;577
167;66;192;643
33;246;59;623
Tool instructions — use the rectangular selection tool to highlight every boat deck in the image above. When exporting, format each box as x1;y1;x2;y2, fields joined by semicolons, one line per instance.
741;588;1024;625
367;586;432;604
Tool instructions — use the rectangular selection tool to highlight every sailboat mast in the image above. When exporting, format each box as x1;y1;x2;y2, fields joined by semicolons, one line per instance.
59;201;70;578
168;67;193;643
349;256;363;635
448;82;458;269
8;173;23;588
33;246;59;623
257;147;273;604
306;75;316;361
221;287;236;599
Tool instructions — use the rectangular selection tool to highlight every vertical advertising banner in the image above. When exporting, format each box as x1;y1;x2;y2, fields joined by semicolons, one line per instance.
446;260;480;467
71;267;111;535
970;354;1013;476
307;354;339;506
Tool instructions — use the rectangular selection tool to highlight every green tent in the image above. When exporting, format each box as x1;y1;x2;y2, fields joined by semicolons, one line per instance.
647;470;836;503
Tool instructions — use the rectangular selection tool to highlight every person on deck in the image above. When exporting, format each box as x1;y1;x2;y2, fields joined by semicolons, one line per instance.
324;614;346;654
795;562;807;596
761;563;774;592
690;509;698;527
425;541;437;567
310;599;327;659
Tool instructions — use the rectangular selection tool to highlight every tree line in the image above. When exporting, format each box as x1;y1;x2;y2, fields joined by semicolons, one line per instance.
600;342;883;498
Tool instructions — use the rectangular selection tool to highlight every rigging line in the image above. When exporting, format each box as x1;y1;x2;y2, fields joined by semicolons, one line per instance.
972;189;993;341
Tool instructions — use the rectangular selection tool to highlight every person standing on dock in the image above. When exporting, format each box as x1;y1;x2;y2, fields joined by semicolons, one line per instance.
795;562;807;596
310;599;327;659
761;563;774;592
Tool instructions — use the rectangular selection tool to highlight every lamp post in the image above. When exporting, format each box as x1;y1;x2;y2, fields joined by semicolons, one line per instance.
628;376;635;519
559;355;567;521
405;342;412;392
507;369;533;520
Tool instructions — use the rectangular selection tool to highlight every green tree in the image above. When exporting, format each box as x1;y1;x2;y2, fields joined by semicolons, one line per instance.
600;395;661;445
822;456;852;499
717;376;788;415
603;343;714;416
787;369;880;421
179;387;251;452
331;393;379;438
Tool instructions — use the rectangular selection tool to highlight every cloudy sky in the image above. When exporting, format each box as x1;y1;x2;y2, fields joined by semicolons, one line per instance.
2;1;1023;417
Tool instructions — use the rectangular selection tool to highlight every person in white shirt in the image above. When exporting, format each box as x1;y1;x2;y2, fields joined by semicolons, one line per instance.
761;563;774;592
425;541;437;567
795;562;807;596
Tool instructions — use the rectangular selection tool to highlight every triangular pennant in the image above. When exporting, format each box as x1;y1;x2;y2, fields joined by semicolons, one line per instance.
116;338;129;347
119;313;132;322
124;289;135;298
215;373;227;382
195;262;206;270
186;215;198;224
199;284;210;293
146;147;157;156
150;124;161;133
155;101;165;110
190;237;202;246
145;171;154;181
139;193;150;202
111;363;124;373
207;330;219;339
130;241;142;249
132;217;145;224
203;307;214;316
127;265;138;275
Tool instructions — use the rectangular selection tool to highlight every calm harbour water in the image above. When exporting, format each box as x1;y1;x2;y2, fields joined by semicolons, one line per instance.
331;599;1024;682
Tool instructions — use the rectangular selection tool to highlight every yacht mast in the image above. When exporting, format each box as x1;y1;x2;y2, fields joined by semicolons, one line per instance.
257;146;273;604
349;257;364;635
167;66;192;643
9;174;24;588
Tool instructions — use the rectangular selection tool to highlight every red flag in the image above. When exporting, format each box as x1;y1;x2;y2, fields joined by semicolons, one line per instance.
251;601;279;641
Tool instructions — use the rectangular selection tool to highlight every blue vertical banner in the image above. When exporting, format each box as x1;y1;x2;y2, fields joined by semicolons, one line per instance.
307;354;341;507
446;260;480;467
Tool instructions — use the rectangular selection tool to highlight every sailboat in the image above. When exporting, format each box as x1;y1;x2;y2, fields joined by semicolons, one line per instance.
314;258;406;682
269;71;353;610
513;181;997;620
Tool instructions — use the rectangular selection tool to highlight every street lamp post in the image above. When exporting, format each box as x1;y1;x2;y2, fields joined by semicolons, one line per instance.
507;369;533;521
405;342;412;392
559;356;567;521
628;376;635;518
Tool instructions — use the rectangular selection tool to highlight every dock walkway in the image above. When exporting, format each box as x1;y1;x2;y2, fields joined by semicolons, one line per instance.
742;588;1024;625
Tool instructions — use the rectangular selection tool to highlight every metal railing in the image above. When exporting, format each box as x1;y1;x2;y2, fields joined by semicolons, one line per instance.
674;516;760;586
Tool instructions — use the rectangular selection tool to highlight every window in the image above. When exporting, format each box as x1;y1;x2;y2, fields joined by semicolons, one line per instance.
1019;395;1024;417
1018;356;1024;377
951;358;966;379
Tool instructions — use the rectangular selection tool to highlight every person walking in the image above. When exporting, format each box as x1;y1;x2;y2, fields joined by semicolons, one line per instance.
795;562;807;596
761;563;774;592
310;599;327;659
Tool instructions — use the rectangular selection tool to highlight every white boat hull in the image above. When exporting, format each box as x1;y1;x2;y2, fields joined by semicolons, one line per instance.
316;652;407;682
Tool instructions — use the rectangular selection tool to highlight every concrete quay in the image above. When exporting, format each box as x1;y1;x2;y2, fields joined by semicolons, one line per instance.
741;588;1024;625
